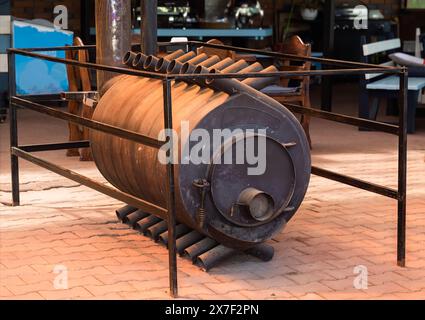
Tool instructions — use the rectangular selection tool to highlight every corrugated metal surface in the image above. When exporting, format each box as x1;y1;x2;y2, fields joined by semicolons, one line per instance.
91;50;311;249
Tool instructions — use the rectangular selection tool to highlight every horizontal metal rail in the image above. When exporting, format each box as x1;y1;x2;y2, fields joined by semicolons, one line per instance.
11;147;168;216
172;67;401;79
11;42;190;52
16;94;65;102
186;40;401;70
311;166;399;200
11;44;97;52
11;97;164;149
19;141;90;153
7;48;167;80
7;48;401;80
12;41;402;70
284;103;399;135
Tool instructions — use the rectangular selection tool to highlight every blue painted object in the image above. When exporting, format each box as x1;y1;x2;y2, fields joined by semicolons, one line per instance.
12;20;73;95
90;27;273;39
366;75;425;91
0;34;11;52
311;52;323;70
0;0;11;120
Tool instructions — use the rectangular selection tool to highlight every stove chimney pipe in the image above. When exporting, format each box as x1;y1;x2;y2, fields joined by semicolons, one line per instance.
95;0;132;93
141;0;158;55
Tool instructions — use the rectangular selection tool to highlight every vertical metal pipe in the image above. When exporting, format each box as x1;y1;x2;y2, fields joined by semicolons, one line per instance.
163;79;178;297
321;0;335;112
397;68;408;267
8;52;20;206
95;0;132;92
141;0;157;55
80;0;92;43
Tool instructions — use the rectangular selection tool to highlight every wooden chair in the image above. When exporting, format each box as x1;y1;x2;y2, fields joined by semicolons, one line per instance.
261;36;312;148
196;39;236;60
197;39;259;62
65;37;93;161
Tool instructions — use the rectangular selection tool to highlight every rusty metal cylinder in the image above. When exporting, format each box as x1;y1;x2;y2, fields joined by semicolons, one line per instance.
132;53;148;69
116;205;137;221
181;55;220;74
122;51;137;67
90;52;311;249
242;65;280;89
95;0;132;92
155;50;186;73
158;224;192;246
167;52;203;74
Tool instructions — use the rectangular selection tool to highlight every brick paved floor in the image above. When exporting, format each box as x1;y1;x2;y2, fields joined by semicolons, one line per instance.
1;84;424;299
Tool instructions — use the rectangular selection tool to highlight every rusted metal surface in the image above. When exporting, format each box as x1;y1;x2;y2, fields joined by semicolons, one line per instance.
176;231;205;255
134;215;162;233
158;224;192;246
116;205;137;221
90;49;311;249
95;0;132;92
114;205;275;270
184;238;219;261
123;209;149;226
7;40;409;297
145;220;169;240
196;245;236;271
244;243;275;262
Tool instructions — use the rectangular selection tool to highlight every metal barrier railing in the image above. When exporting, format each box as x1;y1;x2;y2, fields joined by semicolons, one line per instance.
6;40;407;298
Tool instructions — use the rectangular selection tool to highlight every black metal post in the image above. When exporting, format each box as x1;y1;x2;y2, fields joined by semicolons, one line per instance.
272;0;278;45
321;0;335;112
8;52;19;206
141;0;158;55
397;68;408;267
80;0;92;44
162;79;178;297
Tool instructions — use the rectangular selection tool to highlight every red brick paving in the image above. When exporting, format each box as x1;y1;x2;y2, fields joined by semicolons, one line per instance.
0;88;424;300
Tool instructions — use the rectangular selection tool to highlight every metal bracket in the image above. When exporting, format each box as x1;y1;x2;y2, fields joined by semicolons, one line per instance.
61;91;99;108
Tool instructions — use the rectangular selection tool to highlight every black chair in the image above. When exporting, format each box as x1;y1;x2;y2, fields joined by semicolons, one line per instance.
359;35;425;133
420;33;425;58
